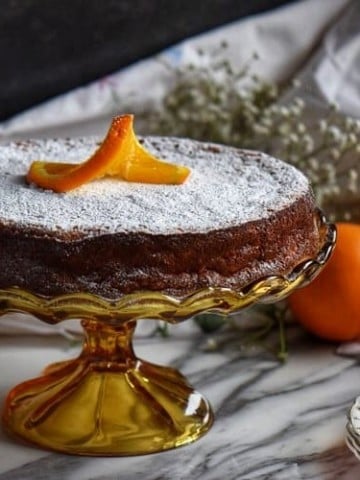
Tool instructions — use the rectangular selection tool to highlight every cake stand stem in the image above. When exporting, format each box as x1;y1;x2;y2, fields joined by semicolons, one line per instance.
3;318;213;456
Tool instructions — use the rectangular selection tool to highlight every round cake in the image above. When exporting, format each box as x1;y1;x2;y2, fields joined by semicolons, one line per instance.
0;136;323;299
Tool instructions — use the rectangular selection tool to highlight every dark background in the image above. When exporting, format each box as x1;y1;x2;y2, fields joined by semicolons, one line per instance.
0;0;298;121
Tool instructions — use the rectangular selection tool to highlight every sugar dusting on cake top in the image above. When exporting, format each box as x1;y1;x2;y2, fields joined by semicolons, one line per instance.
0;136;310;237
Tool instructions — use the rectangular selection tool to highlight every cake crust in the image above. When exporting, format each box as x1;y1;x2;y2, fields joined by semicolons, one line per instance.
0;137;323;299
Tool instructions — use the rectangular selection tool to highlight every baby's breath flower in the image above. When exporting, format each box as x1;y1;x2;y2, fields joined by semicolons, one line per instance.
330;148;341;160
308;157;319;171
318;119;328;133
296;122;306;134
278;123;291;136
352;119;360;133
327;126;342;142
288;133;299;144
294;97;305;110
303;135;314;153
347;132;358;145
279;106;290;118
140;44;360;222
348;169;359;193
345;117;355;130
289;105;302;117
291;78;301;88
350;169;358;181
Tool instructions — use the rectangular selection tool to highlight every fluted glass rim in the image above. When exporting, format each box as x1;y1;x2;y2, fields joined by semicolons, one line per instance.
0;212;336;324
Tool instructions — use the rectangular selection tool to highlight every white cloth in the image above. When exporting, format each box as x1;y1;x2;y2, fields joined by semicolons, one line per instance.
280;0;360;117
0;0;349;141
0;0;354;336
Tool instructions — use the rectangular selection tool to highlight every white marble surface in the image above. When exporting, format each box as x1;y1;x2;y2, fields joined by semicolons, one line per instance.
0;320;360;480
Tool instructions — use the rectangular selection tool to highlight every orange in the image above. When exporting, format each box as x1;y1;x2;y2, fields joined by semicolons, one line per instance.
288;222;360;341
26;114;190;192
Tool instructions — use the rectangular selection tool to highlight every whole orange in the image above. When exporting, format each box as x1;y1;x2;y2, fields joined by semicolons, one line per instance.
288;222;360;341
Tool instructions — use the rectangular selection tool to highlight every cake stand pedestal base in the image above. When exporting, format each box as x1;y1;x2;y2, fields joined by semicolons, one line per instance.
2;319;213;456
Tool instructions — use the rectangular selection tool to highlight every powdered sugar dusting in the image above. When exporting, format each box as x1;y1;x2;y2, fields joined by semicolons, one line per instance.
0;137;310;236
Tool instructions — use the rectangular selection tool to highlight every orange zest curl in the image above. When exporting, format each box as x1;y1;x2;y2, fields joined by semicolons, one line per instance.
26;114;191;192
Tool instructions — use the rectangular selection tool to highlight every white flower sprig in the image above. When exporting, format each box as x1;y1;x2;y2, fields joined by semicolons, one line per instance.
143;44;360;221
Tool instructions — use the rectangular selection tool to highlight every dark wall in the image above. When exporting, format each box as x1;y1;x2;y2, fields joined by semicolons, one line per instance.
0;0;298;121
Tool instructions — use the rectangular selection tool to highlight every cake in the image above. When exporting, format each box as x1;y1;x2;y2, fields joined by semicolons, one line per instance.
0;136;323;299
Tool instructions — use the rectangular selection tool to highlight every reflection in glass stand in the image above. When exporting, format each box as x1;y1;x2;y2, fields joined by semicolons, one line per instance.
1;216;335;456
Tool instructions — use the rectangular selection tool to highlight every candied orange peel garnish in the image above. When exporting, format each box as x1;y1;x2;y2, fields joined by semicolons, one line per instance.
26;114;191;192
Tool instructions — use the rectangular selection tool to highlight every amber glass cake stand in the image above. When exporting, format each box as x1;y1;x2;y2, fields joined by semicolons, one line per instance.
1;216;335;456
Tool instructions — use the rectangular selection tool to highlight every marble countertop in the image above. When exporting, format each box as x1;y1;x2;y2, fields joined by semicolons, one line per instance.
0;320;360;480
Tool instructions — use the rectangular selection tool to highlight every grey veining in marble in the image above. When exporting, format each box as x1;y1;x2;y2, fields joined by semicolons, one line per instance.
0;323;360;480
